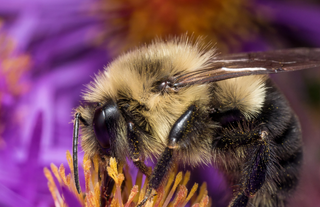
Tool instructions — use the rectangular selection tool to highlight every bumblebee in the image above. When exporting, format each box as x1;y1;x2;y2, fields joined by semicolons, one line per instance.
72;37;320;207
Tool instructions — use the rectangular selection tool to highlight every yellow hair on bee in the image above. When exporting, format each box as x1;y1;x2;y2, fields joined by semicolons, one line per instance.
214;75;268;120
81;36;216;164
84;36;216;103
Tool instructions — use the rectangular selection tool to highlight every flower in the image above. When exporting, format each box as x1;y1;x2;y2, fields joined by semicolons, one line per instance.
0;1;107;206
45;151;210;207
1;0;320;207
91;0;264;55
0;19;32;149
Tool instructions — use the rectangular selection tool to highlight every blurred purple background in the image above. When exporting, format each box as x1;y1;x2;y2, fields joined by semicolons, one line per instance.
0;0;320;206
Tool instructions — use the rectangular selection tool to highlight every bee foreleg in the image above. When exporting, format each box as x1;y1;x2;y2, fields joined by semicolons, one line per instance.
137;147;174;207
133;160;152;178
137;105;196;207
230;141;269;207
229;192;248;207
127;122;152;178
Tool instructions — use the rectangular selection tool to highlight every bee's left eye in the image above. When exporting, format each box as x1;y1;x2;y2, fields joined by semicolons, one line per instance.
158;81;170;91
152;79;177;93
92;100;120;150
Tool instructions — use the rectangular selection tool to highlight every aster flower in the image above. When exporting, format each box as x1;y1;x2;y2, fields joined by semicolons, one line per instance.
92;0;264;55
0;19;32;148
0;1;107;206
1;0;320;207
45;151;210;207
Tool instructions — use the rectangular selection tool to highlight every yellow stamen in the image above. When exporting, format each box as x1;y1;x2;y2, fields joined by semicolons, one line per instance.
133;170;144;203
162;172;183;207
195;182;208;204
171;185;188;207
45;153;211;207
181;171;191;186
125;185;139;207
159;171;176;206
66;151;73;175
50;163;62;184
199;195;209;207
138;177;149;203
44;168;63;207
58;164;68;186
182;183;199;206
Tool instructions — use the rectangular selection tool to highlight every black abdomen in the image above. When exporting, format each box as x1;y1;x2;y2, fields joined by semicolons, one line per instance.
252;81;303;206
211;80;303;207
252;113;302;207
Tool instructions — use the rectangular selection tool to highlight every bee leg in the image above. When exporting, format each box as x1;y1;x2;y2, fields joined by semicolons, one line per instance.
133;160;152;178
230;141;269;207
137;105;196;207
100;169;115;207
127;122;152;178
137;147;174;207
230;192;248;207
72;112;89;194
244;141;269;197
214;127;268;149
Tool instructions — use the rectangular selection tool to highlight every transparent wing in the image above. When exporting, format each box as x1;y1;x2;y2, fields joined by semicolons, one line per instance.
173;48;320;87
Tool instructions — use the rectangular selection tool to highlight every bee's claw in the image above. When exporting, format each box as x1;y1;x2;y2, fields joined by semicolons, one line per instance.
136;189;157;207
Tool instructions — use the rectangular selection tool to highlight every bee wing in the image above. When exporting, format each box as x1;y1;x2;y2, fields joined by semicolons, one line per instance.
174;48;320;87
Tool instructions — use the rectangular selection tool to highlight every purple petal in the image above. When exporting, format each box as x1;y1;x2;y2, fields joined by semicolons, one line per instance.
0;183;33;207
258;1;320;46
61;186;83;207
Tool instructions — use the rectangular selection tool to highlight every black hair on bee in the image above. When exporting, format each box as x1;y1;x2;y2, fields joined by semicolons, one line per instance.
72;36;320;207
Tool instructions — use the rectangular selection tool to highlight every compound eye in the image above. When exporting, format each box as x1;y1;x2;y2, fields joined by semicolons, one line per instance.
92;101;120;149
